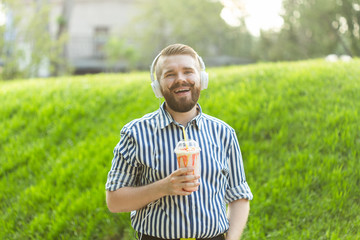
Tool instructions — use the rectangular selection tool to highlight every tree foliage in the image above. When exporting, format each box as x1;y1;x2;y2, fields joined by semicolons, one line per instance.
125;0;254;65
0;0;70;80
2;0;359;79
104;37;139;71
256;0;360;61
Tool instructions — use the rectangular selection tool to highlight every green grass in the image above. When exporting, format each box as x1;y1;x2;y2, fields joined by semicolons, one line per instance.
1;59;359;239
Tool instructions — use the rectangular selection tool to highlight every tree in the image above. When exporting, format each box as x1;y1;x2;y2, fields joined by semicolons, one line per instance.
124;0;254;66
53;0;72;76
0;0;70;80
104;37;139;71
257;0;360;61
335;0;360;56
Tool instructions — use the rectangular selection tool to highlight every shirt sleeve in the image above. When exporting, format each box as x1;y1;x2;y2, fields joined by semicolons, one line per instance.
105;126;140;191
224;129;253;203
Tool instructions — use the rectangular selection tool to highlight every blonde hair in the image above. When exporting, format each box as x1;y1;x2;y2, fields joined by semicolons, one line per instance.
154;43;200;81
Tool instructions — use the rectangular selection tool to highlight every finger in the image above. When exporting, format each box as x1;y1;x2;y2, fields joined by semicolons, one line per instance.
174;168;189;175
176;182;200;193
184;174;200;180
179;175;199;183
172;175;197;184
169;175;192;185
185;167;196;174
173;167;195;176
172;179;199;188
183;181;200;188
182;186;200;193
176;189;193;196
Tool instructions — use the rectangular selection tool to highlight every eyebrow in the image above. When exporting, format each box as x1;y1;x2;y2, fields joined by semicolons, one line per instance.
183;67;195;71
163;66;195;75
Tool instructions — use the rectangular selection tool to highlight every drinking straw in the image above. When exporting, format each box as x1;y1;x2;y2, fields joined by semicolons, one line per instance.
182;126;189;149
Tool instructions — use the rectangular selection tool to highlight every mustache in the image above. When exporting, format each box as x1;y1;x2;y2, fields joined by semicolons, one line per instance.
169;82;194;91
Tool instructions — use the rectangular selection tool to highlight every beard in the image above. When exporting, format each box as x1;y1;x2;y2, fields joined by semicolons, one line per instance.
161;82;200;113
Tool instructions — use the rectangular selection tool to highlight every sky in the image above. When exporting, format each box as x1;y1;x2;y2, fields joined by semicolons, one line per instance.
221;0;284;36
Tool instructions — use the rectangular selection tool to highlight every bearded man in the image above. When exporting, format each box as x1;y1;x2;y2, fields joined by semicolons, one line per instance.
105;44;253;240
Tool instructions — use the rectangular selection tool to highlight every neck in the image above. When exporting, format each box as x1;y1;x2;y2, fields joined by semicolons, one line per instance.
165;104;198;127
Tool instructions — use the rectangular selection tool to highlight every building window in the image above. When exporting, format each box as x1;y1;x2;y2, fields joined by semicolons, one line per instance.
93;26;109;59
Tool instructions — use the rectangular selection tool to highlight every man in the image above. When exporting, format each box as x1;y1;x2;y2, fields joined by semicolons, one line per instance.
106;44;253;240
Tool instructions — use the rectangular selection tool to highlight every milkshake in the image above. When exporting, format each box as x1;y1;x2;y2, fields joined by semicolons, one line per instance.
174;139;201;192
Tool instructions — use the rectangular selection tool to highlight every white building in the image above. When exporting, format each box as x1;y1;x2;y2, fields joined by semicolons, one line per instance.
1;0;141;76
49;0;142;73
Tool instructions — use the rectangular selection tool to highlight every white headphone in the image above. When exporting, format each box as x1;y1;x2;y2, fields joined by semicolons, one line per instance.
150;52;209;98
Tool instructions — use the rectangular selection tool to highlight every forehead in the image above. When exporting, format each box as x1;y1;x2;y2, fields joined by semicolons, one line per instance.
159;54;198;72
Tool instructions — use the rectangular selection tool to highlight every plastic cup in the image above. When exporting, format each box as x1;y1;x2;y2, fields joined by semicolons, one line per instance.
174;139;201;192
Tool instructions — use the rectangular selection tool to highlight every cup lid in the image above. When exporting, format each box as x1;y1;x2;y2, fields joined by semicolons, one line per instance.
174;139;201;153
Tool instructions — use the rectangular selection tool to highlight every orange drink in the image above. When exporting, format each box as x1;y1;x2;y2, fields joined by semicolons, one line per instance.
174;140;201;192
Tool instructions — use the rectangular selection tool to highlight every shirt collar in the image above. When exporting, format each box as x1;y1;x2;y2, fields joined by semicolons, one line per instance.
158;102;204;130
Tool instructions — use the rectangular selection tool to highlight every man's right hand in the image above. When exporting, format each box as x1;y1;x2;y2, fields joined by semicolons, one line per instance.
106;167;200;212
159;167;200;196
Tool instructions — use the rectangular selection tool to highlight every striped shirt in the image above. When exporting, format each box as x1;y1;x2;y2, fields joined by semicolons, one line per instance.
105;103;253;239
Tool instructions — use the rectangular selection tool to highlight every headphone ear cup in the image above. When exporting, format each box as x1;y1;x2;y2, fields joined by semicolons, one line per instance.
200;71;209;90
151;80;163;98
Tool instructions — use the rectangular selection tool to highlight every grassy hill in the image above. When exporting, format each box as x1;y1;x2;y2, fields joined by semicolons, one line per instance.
1;59;359;239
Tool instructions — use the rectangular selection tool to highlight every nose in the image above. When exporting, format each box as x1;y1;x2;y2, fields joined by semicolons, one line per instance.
176;72;186;81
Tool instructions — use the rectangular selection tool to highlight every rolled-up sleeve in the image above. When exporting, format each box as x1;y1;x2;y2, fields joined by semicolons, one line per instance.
105;127;139;191
224;130;253;203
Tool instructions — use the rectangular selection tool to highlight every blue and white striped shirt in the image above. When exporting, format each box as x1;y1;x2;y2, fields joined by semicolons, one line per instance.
106;103;253;239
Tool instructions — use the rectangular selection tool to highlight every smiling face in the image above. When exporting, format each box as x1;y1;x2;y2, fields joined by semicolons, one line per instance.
158;54;201;113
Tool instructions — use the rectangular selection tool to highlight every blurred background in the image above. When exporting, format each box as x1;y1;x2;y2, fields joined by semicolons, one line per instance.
0;0;359;80
1;1;360;239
